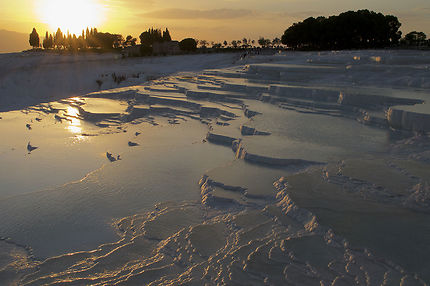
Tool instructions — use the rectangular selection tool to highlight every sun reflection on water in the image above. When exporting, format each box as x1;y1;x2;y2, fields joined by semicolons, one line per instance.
66;106;82;134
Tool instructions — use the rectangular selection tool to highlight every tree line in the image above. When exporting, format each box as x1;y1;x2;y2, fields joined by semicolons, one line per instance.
29;27;123;51
28;10;430;54
281;10;403;50
29;26;284;53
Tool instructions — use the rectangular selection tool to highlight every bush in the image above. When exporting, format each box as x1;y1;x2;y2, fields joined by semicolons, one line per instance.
179;38;197;52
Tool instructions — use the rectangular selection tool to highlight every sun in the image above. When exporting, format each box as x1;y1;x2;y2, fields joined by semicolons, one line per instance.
36;0;105;35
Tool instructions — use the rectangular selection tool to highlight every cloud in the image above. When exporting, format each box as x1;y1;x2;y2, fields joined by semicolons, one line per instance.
141;8;255;20
102;0;155;10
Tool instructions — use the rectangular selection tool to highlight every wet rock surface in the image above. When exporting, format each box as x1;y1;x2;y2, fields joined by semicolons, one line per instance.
1;50;430;284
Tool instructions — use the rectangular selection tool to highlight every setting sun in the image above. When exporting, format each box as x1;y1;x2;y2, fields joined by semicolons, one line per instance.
36;0;105;35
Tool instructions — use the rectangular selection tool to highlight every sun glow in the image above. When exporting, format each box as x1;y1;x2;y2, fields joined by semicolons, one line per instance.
36;0;105;35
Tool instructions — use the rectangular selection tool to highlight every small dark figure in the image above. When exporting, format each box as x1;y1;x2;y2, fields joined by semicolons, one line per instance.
27;142;38;153
106;152;116;162
135;132;141;136
26;124;32;130
128;141;139;147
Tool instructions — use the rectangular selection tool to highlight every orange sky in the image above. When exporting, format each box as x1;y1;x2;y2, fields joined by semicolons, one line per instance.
0;0;429;42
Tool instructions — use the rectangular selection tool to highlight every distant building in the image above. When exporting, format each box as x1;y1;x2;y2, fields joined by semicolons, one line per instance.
152;41;180;55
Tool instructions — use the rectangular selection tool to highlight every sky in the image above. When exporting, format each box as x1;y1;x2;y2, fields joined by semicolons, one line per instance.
0;0;429;43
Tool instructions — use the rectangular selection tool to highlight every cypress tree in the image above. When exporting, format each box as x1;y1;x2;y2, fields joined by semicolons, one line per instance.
29;28;40;48
43;31;49;49
163;28;172;42
55;28;63;49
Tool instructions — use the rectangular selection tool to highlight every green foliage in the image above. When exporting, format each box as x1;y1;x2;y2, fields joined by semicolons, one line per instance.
281;10;402;50
29;28;40;48
179;38;197;52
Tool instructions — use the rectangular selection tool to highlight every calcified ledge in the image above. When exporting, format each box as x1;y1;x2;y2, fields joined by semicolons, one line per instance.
232;140;323;167
1;51;430;285
388;108;430;133
8;175;426;286
206;132;323;168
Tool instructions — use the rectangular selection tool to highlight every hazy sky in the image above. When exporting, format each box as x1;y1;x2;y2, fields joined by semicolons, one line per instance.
0;0;429;42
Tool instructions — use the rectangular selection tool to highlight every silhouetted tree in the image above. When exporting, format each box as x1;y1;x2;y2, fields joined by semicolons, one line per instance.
68;34;79;51
163;28;172;42
179;38;197;52
86;28;96;48
93;32;123;49
43;31;48;49
54;28;64;49
272;37;281;47
66;32;72;49
199;40;208;48
403;31;427;46
29;28;40;48
125;35;132;45
124;35;137;47
42;31;54;49
242;38;248;48
77;35;86;50
139;28;163;46
281;10;402;50
258;37;271;48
